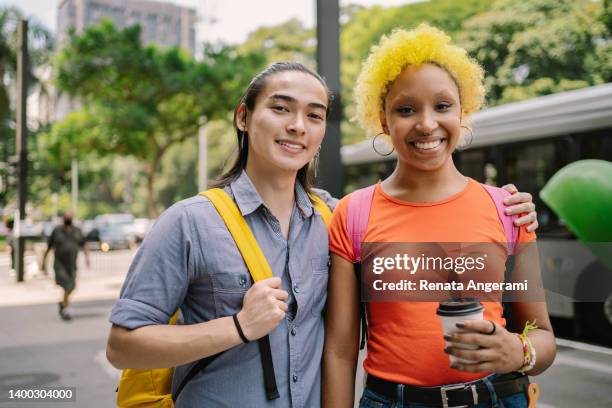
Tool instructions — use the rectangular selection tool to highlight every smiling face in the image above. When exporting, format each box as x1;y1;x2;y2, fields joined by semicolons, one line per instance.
237;71;328;176
380;64;462;173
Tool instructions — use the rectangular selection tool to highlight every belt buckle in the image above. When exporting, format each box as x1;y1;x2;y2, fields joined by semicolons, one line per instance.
440;383;478;408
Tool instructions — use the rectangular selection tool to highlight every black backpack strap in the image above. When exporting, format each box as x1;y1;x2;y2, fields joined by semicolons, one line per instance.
173;352;222;402
172;334;279;402
502;254;516;331
259;335;280;400
168;295;279;401
354;262;368;350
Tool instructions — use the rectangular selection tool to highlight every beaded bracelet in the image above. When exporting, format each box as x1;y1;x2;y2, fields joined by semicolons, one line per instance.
516;320;538;373
521;335;537;372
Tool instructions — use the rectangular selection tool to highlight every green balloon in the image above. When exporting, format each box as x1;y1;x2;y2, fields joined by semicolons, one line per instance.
540;159;612;268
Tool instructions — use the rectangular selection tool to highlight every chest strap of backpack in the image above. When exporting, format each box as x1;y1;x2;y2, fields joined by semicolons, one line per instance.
346;185;376;350
480;184;520;330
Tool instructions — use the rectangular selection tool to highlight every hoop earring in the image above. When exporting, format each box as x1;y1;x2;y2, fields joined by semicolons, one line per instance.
458;126;473;151
312;147;321;178
372;132;394;157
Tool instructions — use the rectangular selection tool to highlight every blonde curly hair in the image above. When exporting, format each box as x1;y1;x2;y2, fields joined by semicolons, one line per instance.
354;23;485;135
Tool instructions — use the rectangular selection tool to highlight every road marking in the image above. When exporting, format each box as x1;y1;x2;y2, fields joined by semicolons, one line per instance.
95;349;121;381
556;338;612;356
554;354;612;375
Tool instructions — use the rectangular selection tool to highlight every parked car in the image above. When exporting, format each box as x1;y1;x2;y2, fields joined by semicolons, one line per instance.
98;223;136;251
90;213;137;251
130;218;152;242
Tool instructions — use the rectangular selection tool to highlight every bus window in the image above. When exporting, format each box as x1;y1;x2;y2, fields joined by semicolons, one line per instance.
503;138;574;236
484;163;498;186
578;130;612;161
344;160;393;194
456;149;486;182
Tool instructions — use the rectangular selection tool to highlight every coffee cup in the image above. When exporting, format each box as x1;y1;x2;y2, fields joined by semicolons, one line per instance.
437;297;484;365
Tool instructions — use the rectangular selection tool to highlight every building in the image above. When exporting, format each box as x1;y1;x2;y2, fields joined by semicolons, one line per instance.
56;0;197;55
39;0;198;124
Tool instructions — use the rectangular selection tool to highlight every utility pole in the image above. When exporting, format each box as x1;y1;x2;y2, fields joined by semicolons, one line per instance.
15;19;28;282
316;0;343;198
71;159;78;216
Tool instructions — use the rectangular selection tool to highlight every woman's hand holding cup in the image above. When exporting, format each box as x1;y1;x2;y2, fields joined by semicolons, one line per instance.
444;320;524;373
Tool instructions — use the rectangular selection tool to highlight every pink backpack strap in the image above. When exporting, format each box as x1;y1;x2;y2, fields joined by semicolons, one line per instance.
480;184;519;255
347;185;376;262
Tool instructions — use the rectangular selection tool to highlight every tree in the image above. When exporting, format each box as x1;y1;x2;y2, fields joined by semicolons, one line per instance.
238;19;315;66
0;6;53;206
0;6;52;124
50;20;265;217
154;118;238;211
459;0;611;105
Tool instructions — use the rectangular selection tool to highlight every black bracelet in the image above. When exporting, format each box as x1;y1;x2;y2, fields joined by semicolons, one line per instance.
232;313;250;343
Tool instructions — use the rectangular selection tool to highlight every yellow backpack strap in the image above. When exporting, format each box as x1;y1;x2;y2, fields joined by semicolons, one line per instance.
199;188;273;282
310;193;332;227
199;188;280;401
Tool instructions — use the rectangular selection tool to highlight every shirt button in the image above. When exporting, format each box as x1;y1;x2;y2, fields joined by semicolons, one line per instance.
292;374;298;383
291;327;297;336
239;277;247;287
293;284;300;293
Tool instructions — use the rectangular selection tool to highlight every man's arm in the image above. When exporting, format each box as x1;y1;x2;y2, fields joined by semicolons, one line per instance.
41;230;55;273
321;184;538;231
79;231;90;269
107;277;289;369
501;184;538;232
41;247;51;273
107;317;242;369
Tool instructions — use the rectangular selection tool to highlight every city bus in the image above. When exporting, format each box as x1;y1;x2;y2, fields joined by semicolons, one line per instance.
341;83;612;344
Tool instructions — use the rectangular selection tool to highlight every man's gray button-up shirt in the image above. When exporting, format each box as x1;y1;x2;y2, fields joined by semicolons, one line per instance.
109;171;336;407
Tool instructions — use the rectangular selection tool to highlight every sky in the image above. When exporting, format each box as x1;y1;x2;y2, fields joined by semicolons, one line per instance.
0;0;419;45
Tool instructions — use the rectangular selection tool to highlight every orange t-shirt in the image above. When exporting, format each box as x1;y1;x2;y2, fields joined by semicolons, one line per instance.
328;178;536;386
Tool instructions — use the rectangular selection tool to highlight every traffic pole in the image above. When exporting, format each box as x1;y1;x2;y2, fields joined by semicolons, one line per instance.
316;0;343;198
15;19;28;282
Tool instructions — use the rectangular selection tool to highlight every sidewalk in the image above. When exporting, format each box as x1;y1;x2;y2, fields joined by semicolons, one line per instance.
0;249;134;308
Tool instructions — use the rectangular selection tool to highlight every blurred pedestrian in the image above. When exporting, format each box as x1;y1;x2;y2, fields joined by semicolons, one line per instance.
3;215;15;273
41;210;90;321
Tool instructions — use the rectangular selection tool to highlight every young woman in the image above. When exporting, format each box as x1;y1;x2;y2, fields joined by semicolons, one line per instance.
323;25;555;408
106;61;538;407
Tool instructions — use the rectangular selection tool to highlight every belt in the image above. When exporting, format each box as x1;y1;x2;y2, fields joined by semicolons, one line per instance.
366;372;529;408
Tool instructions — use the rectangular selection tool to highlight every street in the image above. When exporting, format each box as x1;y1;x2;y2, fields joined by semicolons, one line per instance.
0;249;611;407
0;248;131;408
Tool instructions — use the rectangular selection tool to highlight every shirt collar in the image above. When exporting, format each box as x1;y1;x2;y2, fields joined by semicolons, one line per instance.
229;170;314;218
294;178;314;218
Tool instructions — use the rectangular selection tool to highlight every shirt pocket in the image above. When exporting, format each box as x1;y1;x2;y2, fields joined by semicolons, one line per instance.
212;271;250;317
206;228;252;318
310;255;330;317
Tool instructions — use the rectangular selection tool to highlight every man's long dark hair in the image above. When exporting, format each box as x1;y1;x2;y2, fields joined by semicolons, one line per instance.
212;62;331;195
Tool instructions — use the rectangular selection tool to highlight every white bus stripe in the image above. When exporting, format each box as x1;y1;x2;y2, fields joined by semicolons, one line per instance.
556;338;612;356
554;354;612;374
